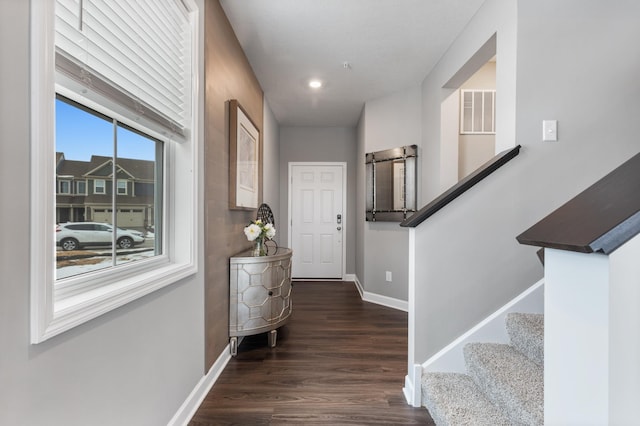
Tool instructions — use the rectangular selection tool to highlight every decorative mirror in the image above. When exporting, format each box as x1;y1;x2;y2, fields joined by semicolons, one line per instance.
366;145;417;222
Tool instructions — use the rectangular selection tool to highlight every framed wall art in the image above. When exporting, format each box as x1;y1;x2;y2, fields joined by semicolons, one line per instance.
229;99;260;210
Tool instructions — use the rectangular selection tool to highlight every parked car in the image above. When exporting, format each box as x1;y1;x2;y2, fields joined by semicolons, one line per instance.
56;222;145;251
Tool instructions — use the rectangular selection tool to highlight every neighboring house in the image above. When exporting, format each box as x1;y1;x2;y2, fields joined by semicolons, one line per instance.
55;152;156;230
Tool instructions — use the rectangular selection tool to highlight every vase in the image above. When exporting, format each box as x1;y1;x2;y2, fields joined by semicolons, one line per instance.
252;238;266;256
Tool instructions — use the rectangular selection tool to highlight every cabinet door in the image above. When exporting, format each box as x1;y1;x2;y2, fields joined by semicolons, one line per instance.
270;257;292;322
234;262;271;332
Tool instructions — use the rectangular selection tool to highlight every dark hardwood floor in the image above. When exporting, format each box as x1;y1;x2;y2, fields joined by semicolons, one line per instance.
189;281;434;425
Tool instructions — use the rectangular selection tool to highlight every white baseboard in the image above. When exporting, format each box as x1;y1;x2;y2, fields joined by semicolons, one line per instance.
344;273;364;297
403;375;415;406
403;364;423;407
168;345;232;426
363;291;408;312
422;279;544;374
344;274;408;312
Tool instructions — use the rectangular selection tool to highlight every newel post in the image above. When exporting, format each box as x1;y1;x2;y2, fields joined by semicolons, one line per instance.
544;233;640;425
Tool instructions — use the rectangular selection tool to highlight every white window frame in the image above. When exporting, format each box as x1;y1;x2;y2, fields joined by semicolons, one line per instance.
30;0;200;343
58;179;71;194
94;178;106;194
117;179;128;195
76;179;87;195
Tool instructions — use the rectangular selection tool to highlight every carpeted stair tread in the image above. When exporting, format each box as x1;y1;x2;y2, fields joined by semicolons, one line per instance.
422;372;511;426
506;313;544;366
464;342;543;426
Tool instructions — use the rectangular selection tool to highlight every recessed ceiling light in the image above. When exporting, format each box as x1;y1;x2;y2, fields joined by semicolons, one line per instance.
309;80;322;89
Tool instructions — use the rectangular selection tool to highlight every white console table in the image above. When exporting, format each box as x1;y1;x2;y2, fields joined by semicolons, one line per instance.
229;247;292;356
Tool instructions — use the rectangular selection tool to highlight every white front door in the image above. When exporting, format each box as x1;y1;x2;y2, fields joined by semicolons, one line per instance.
289;163;345;279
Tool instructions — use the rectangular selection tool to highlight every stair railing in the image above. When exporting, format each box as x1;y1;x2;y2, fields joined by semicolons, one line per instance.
401;145;521;228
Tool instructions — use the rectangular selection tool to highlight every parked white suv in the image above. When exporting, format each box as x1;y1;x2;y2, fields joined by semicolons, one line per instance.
56;222;145;251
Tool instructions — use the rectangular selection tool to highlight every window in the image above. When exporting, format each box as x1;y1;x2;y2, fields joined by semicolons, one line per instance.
55;96;163;277
117;179;128;195
460;90;495;134
30;0;200;343
76;180;86;195
94;179;106;194
58;179;71;194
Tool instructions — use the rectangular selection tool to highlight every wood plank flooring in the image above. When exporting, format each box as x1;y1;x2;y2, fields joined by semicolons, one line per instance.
189;281;435;425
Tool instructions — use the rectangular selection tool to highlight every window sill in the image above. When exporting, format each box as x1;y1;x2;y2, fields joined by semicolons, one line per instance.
35;260;197;343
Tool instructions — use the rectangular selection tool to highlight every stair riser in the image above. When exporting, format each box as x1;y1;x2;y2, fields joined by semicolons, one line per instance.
506;313;544;366
464;343;543;426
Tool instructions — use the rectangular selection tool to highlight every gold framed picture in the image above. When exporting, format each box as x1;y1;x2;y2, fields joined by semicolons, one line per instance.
229;100;260;210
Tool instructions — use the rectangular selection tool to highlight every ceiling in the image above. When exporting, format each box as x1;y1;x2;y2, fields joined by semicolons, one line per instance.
219;0;486;128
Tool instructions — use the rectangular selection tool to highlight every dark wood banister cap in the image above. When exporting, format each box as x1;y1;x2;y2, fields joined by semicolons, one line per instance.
516;151;640;255
400;145;521;228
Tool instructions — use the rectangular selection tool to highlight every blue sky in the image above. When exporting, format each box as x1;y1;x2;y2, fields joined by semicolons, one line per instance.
56;99;155;162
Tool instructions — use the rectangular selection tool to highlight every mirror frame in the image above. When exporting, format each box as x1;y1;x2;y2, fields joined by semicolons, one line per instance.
365;145;418;222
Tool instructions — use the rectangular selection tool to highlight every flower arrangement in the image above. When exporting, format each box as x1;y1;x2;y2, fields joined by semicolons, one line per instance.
243;219;276;256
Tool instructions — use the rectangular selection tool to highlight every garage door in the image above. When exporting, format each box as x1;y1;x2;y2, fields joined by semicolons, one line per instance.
92;208;145;228
92;209;112;224
117;209;145;227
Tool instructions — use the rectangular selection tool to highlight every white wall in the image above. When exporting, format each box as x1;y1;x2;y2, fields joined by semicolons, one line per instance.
411;0;640;367
440;91;460;187
357;86;421;301
262;99;281;236
278;126;357;274
461;60;496;89
423;0;516;200
0;2;205;425
458;61;496;179
356;113;367;283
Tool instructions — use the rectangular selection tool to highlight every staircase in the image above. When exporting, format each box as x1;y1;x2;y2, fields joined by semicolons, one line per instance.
421;313;544;425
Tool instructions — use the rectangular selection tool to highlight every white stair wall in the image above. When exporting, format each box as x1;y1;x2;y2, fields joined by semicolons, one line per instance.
422;279;544;375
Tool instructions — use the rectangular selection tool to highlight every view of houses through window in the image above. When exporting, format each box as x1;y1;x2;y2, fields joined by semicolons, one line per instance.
55;97;162;279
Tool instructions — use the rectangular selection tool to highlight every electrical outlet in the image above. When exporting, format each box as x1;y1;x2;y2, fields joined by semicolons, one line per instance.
385;271;392;282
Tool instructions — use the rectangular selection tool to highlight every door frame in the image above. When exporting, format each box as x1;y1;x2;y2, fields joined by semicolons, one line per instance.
287;162;347;279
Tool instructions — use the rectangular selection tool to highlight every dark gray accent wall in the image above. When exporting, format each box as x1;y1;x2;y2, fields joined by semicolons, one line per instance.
203;0;265;369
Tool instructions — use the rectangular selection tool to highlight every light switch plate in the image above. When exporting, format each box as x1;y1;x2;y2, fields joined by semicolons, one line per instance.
543;120;558;141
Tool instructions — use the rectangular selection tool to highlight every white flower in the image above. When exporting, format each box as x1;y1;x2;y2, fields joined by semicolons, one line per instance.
264;223;276;239
243;219;277;245
243;223;261;241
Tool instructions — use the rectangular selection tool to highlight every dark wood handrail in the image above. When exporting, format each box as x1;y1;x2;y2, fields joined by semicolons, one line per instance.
400;145;521;228
517;151;640;254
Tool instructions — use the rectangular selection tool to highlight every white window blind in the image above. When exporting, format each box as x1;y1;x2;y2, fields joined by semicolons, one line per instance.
55;0;191;137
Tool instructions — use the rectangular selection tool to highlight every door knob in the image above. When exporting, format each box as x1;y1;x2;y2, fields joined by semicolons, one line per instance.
337;226;342;231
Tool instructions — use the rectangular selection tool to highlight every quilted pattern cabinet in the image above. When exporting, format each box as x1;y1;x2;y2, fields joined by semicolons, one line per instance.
229;248;292;356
